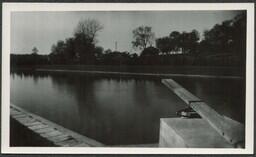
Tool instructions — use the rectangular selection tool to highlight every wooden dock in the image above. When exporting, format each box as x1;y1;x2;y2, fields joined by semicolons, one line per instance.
161;79;245;148
10;104;104;147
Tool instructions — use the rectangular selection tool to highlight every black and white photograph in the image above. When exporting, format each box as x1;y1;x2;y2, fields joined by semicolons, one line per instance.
1;2;254;154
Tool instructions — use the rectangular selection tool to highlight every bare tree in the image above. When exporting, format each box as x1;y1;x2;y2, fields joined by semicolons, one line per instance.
132;26;155;50
74;18;103;43
32;47;38;55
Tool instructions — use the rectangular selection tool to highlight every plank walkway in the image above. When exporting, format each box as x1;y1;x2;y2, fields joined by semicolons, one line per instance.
35;69;242;79
10;104;104;147
162;79;245;147
113;143;158;147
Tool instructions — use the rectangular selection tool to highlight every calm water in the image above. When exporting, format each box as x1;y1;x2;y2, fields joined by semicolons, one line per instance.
10;70;245;145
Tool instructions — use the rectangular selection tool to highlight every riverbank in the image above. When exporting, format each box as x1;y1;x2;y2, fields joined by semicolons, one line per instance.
12;65;245;78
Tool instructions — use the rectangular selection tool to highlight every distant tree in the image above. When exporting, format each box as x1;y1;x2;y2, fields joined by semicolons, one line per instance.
156;37;171;54
140;46;160;57
51;40;66;55
32;47;38;55
30;47;39;64
132;26;155;50
49;40;68;64
232;12;246;65
11;54;49;66
169;31;182;52
139;46;160;65
74;19;103;44
100;51;131;65
131;53;138;59
103;49;111;54
73;19;103;64
180;30;200;54
201;12;245;55
199;12;246;66
156;30;199;55
64;38;76;60
94;46;104;57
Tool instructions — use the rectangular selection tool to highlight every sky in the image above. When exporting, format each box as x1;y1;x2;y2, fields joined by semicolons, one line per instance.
11;11;241;54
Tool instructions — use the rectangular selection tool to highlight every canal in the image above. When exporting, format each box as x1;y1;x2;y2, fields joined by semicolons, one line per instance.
10;70;245;145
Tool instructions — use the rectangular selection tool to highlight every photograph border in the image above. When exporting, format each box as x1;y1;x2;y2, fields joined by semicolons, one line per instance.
1;1;255;155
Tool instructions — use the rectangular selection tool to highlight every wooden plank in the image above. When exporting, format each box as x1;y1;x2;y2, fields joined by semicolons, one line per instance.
12;114;27;119
10;104;105;147
55;139;79;147
17;118;36;125
10;110;23;116
15;117;33;123
41;130;63;138
115;143;159;147
49;135;71;143
162;79;245;147
35;127;56;134
29;124;49;130
23;121;42;127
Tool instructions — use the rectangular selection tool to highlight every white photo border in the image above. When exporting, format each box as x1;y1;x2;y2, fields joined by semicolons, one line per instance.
2;2;255;154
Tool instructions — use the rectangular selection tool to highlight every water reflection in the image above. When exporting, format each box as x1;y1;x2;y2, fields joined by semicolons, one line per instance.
10;70;245;145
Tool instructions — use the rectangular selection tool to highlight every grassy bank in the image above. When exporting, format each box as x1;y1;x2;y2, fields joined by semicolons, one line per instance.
13;65;245;77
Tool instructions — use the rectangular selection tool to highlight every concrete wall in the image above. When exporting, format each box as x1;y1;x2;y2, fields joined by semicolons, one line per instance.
159;118;233;148
160;79;245;148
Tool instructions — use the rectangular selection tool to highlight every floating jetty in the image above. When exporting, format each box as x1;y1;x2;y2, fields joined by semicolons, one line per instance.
160;79;245;148
10;104;104;147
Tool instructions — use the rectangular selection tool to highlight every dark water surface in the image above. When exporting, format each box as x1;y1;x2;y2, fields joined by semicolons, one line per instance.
10;70;245;145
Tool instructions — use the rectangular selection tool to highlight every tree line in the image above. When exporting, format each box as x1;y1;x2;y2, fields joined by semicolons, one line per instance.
11;12;246;67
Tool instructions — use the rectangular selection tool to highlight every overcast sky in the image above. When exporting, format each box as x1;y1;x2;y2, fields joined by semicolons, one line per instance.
11;11;241;54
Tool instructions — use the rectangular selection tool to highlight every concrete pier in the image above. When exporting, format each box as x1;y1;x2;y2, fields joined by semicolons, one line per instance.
159;118;233;148
10;104;104;147
160;79;245;148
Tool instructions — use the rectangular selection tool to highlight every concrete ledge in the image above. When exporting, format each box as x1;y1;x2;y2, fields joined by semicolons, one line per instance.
190;102;245;145
10;104;104;147
161;79;245;147
159;118;233;148
162;79;202;104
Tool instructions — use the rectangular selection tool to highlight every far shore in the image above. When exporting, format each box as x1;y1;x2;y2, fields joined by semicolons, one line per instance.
11;65;245;79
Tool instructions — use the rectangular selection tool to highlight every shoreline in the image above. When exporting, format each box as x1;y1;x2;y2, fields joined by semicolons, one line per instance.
34;68;243;79
11;65;245;79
